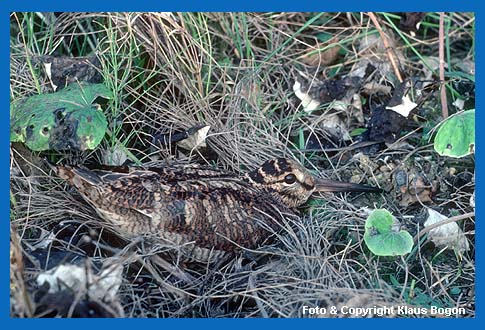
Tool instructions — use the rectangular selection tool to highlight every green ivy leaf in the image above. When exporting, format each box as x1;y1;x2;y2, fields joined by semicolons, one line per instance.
364;209;414;256
10;83;111;151
434;109;475;158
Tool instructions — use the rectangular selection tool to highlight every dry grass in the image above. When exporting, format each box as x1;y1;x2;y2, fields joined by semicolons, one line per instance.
10;12;475;318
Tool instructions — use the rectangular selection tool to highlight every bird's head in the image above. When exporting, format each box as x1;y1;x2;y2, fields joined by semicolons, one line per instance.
244;158;381;208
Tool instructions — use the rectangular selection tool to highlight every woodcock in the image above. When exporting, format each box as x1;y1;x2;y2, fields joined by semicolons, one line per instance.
57;158;381;262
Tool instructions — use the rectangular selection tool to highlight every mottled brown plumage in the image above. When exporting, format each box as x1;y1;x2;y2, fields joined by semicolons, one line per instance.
57;158;381;262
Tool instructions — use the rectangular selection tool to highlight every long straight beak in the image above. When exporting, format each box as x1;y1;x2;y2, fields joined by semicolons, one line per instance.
314;177;382;193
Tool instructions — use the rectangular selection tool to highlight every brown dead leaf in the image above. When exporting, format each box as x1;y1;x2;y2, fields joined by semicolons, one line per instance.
37;55;102;91
349;32;405;80
314;112;351;141
395;169;435;207
240;81;261;106
353;152;379;172
11;228;33;317
362;82;392;95
300;39;340;66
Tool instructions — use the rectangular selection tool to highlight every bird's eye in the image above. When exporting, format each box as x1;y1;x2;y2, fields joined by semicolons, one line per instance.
284;174;297;184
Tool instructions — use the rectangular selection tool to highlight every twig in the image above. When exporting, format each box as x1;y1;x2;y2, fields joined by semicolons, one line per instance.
368;12;403;83
293;141;382;154
248;273;270;318
150;254;196;284
439;12;449;118
414;211;474;244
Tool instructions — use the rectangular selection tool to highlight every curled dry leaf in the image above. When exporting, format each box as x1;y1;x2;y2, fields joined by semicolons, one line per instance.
424;208;470;254
293;75;362;141
349;33;405;80
152;125;211;153
420;56;446;89
309;110;351;141
363;79;418;143
453;59;475;75
293;80;322;112
177;125;211;151
350;93;365;124
470;191;475;209
11;229;31;317
300;40;341;67
394;169;435;207
240;80;261;107
30;229;56;251
452;98;465;111
362;82;392;95
102;143;129;166
385;79;417;118
37;55;103;91
293;74;361;112
386;95;417;118
36;259;123;302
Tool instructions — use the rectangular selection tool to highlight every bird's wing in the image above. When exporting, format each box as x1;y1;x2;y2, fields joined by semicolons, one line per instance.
160;186;294;251
58;165;294;251
57;165;253;211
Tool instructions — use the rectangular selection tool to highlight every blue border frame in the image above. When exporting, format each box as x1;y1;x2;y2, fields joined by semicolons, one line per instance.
1;1;478;12
3;0;480;326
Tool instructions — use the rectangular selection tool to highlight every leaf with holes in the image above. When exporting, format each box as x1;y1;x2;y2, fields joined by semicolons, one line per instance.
364;209;414;256
10;83;111;151
434;109;475;158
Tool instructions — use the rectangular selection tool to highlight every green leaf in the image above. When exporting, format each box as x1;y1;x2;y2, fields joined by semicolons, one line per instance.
450;287;461;295
364;209;414;256
350;128;367;137
316;32;333;43
10;83;111;151
434;109;475;158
